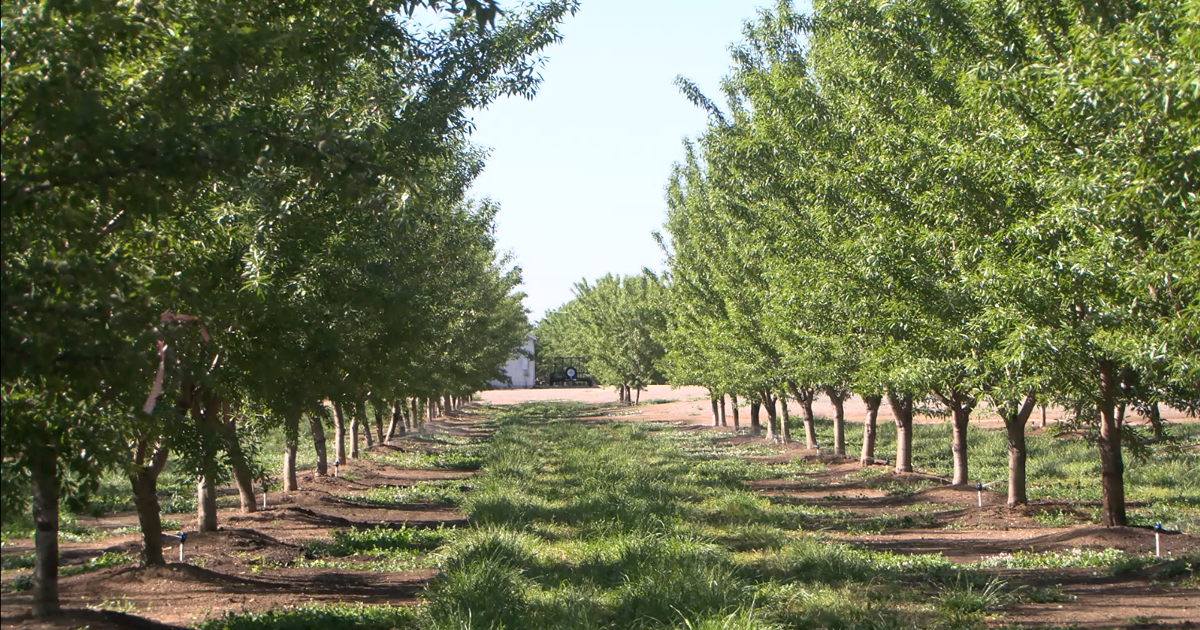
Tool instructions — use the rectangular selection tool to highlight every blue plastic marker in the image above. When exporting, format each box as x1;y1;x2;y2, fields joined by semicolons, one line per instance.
179;530;187;562
1155;521;1162;557
334;458;340;478
977;481;984;508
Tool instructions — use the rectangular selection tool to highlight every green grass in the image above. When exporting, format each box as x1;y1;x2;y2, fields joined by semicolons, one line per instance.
344;481;469;507
303;525;454;557
288;525;455;575
416;407;991;629
199;603;419;630
970;547;1157;573
804;415;1200;532
20;401;1199;630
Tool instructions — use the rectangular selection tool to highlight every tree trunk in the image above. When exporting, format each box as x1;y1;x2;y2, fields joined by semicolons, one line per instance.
443;394;453;415
826;388;846;456
194;394;224;530
197;474;218;532
386;400;401;440
778;390;792;443
283;409;300;492
932;389;976;486
749;400;761;436
130;440;170;566
861;394;881;465
763;391;778;441
730;394;740;430
30;455;61;617
1002;394;1037;507
310;412;329;476
787;384;816;448
427;397;435;422
1147;402;1163;440
950;404;971;486
887;392;914;473
1097;360;1127;527
711;395;720;426
719;395;727;426
349;412;360;458
333;402;348;465
801;390;816;449
222;413;257;513
636;387;641;405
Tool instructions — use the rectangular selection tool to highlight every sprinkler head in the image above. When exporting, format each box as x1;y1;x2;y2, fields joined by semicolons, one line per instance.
977;481;983;490
179;531;187;544
1155;521;1162;532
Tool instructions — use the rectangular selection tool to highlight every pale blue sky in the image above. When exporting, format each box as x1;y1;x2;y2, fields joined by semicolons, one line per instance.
468;1;804;321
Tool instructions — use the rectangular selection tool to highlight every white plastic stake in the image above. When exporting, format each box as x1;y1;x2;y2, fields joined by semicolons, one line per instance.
334;459;340;478
1155;522;1162;557
263;490;268;509
179;531;187;562
977;481;983;508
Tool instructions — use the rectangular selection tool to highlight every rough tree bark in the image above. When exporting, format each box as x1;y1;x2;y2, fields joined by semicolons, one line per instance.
373;403;385;444
762;391;778;441
443;394;453;415
789;384;817;449
1001;394;1038;506
860;394;882;465
887;392;914;473
197;474;218;532
719;394;727;427
130;437;170;566
30;453;61;617
1097;360;1127;527
194;394;221;531
710;395;720;426
934;389;975;486
310;412;329;476
283;409;300;491
730;394;740;430
333;401;348;465
221;405;257;513
386;400;402;440
778;390;792;443
749;400;762;436
825;387;847;456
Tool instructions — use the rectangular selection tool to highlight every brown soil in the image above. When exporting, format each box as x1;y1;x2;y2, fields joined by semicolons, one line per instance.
2;390;1196;629
0;430;467;628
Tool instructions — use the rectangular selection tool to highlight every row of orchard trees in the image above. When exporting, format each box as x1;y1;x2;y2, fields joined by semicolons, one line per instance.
662;0;1197;528
1;0;575;617
536;271;668;403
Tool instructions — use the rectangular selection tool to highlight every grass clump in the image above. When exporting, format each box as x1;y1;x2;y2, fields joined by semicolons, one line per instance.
60;550;134;577
970;547;1153;572
199;603;418;630
305;525;452;557
347;481;468;507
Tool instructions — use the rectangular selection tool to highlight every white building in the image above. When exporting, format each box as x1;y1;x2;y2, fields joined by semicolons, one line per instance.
489;334;536;388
